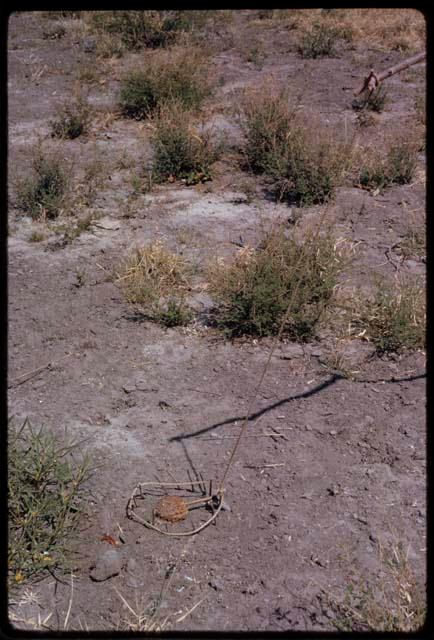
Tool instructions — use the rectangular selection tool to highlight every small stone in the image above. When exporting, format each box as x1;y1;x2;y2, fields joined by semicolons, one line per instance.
220;499;231;512
209;577;224;591
81;36;96;53
93;218;120;231
122;383;136;394
369;532;378;543
329;429;337;436
90;549;122;582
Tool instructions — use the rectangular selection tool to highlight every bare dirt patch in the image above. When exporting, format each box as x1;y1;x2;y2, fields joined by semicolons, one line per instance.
7;10;426;632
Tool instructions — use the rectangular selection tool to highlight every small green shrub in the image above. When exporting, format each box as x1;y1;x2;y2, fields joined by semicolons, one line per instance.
119;71;158;119
50;96;91;139
16;146;69;219
209;228;350;340
387;140;418;184
155;297;193;327
8;419;91;585
119;46;211;119
358;139;418;191
87;10;202;52
241;88;350;205
58;211;99;244
298;22;341;58
351;278;425;354
151;102;221;184
28;229;46;243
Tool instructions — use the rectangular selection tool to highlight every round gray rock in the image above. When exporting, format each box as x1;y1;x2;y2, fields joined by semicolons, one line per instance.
90;549;123;582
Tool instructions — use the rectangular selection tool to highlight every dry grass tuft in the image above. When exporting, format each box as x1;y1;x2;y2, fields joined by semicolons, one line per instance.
348;276;425;354
114;241;193;326
329;540;426;631
357;135;419;193
276;9;425;52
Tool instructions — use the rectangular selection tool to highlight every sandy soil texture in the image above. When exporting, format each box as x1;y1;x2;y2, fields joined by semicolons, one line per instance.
7;10;426;632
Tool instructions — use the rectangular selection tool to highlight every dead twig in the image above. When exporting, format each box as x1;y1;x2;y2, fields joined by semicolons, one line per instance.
8;354;70;389
185;387;223;397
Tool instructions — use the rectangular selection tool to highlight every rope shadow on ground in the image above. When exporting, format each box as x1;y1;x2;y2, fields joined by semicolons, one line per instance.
169;370;426;443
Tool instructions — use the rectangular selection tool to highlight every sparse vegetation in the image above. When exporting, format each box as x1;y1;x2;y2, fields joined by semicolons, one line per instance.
352;85;388;113
395;226;425;261
8;419;91;586
241;87;350;205
28;229;46;243
58;211;99;244
209;227;350;340
42;24;66;40
298;22;343;58
330;541;426;631
7;9;427;632
414;93;426;125
50;95;92;139
119;45;211;119
151;101;221;184
350;277;425;354
86;11;202;53
276;9;425;53
115;240;193;326
355;111;377;129
16;145;70;220
358;137;418;192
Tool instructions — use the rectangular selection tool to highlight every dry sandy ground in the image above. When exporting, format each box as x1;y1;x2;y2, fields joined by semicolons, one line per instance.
7;11;426;632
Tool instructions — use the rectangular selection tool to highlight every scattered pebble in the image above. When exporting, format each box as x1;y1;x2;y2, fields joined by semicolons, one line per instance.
122;383;136;394
209;577;224;591
90;549;123;582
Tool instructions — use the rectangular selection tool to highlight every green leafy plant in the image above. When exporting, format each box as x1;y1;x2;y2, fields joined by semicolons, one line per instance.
8;419;91;585
209;227;350;340
358;138;418;192
241;87;350;205
50;96;92;139
151;101;221;184
87;11;194;51
155;297;193;327
16;145;70;220
119;46;211;119
298;22;342;58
